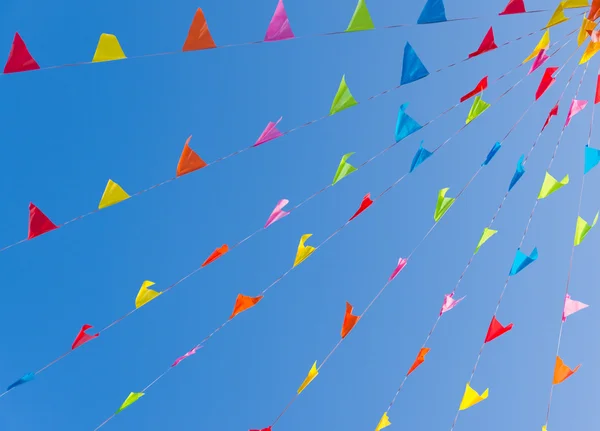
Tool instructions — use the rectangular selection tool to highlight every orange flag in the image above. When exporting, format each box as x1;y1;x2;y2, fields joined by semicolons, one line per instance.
407;347;430;375
230;294;263;319
341;302;360;338
553;356;580;384
183;8;217;51
202;244;229;267
177;136;207;177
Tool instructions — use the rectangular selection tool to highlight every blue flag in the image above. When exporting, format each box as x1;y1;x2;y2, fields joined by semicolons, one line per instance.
7;372;35;391
509;155;525;191
395;103;422;142
417;0;447;24
410;142;433;172
401;42;429;85
584;145;600;174
482;142;501;166
509;247;538;276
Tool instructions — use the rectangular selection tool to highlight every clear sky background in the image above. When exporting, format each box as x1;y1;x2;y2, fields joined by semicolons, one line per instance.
0;0;598;430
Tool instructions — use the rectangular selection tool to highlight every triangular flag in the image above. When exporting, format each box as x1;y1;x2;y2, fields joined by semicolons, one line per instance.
265;199;290;228
565;99;588;126
417;0;447;24
230;294;263;319
71;324;99;350
183;8;216;51
545;3;568;29
345;0;375;32
542;104;559;131
577;17;596;46
466;95;490;124
542;426;548;431
509;155;526;191
98;179;130;209
294;234;316;267
401;42;429;85
484;316;513;343
509;247;538;275
563;294;589;321
135;281;162;308
395;103;422;142
584;145;600;173
7;372;35;391
375;412;392;431
297;362;318;394
27;203;58;240
410;142;433;172
524;31;550;63
440;292;465;315
254;118;283;147
341;302;360;338
574;212;599;245
553;356;580;384
460;76;488;103
172;345;202;367
330;75;358;115
332;153;358;185
469;27;498;58
265;0;295;42
176;136;207;177
92;34;126;63
250;428;272;431
407;347;430;375
529;49;549;75
536;67;558;100
202;244;229;267
596;74;600;104
564;0;589;7
434;188;455;222
116;392;144;414
580;40;600;64
475;227;498;254
590;0;600;19
388;258;408;281
349;193;373;221
538;172;569;199
482;142;501;166
499;0;526;15
3;33;40;74
459;383;489;410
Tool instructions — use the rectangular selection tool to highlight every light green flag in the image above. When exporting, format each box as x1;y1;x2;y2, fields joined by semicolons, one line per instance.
332;153;358;185
330;75;358;115
475;227;498;254
345;0;375;32
434;188;455;222
466;96;491;124
115;392;145;414
574;212;599;246
538;172;569;199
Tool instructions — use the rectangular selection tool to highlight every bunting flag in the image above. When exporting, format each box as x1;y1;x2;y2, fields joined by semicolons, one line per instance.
297;362;318;394
574;212;599;246
580;40;600;64
172;346;201;367
466;95;490;124
459;383;489;410
388;258;408;281
596;74;600;104
176;136;207;177
264;0;294;42
565;99;588;126
401;42;429;85
563;0;589;7
440;292;464;315
529;49;549;75
254;118;283;147
577;17;597;46
475;227;498;254
92;34;126;63
469;27;498;58
330;75;358;115
499;0;526;15
460;76;488;102
591;0;600;20
230;294;263;319
135;281;162;309
434;188;455;222
536;67;558;100
375;412;391;431
250;428;272;431
509;155;526;191
482;142;501;166
542;104;559;131
484;316;513;343
417;0;447;24
345;0;375;32
71;324;99;350
545;3;568;29
523;30;550;63
3;33;39;74
563;294;589;321
407;347;430;375
584;144;600;173
182;8;216;51
98;180;130;209
27;203;58;240
7;373;34;391
202;244;229;267
115;392;144;414
294;234;316;267
538;172;569;199
509;247;538;275
332;153;358;185
395;103;422;142
341;302;360;338
349;193;373;221
265;199;290;228
553;356;580;384
410;142;433;172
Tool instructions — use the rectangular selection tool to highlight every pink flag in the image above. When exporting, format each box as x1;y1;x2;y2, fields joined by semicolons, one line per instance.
439;293;465;316
528;49;549;75
565;99;588;127
172;345;202;367
563;294;589;322
264;0;294;42
254;117;283;147
264;199;290;228
388;258;407;281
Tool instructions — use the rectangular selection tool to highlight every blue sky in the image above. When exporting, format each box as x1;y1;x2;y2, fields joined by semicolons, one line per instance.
0;0;599;430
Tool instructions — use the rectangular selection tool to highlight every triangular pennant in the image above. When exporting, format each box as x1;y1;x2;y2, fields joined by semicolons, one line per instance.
542;104;559;131
538;172;569;199
7;372;35;391
116;392;144;414
564;0;589;7
475;227;498;254
440;292;465;315
297;361;318;394
98;179;130;209
345;0;375;32
499;0;526;15
509;247;538;275
27;202;58;240
410;142;433;172
565;99;588;126
574;212;599;245
407;347;430;375
265;199;290;228
294;234;316;267
584;145;600;174
536;67;558;100
254;118;283;147
460;76;488;103
545;3;569;29
3;33;40;74
135;281;162;308
484;316;513;343
590;0;600;19
388;258;408;281
172;345;202;367
417;0;447;24
553;356;580;384
524;30;550;63
577;17;597;46
563;293;589;321
469;27;498;58
230;294;263;319
375;412;392;431
341;302;360;338
332;153;358;185
529;49;549;75
466;95;490;124
92;34;126;63
265;0;295;42
580;40;600;64
183;8;216;51
71;324;99;350
349;193;373;221
459;383;489;410
395;103;422;142
596;74;600;104
401;42;429;85
482;142;501;166
330;75;358;115
434;188;455;222
509;155;526;191
202;244;229;267
250;428;272;431
176;136;207;177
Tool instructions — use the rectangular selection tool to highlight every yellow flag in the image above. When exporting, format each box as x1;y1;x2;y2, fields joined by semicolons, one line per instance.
297;361;318;394
115;392;144;414
580;40;600;64
574;212;599;246
92;34;127;62
577;17;596;46
542;426;547;431
545;3;568;29
563;0;588;7
459;383;489;410
375;412;391;431
294;234;316;267
135;280;162;308
524;31;550;63
98;179;131;209
474;227;498;254
538;172;569;199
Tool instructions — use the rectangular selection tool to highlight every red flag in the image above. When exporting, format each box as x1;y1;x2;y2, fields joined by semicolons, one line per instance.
407;347;430;376
595;74;600;104
3;33;40;74
27;203;58;240
176;136;207;177
484;316;513;343
249;428;272;431
183;8;217;51
542;104;559;131
469;27;498;58
590;0;600;20
535;67;558;101
349;193;373;221
202;244;229;267
71;324;99;350
499;0;526;15
230;294;263;319
341;302;360;338
460;76;488;103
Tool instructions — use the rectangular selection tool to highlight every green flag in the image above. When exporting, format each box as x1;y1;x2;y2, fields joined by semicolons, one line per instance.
574;212;599;246
538;171;569;199
332;153;358;185
115;392;144;414
330;75;358;115
346;0;375;32
466;95;490;124
434;188;455;222
475;227;498;254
